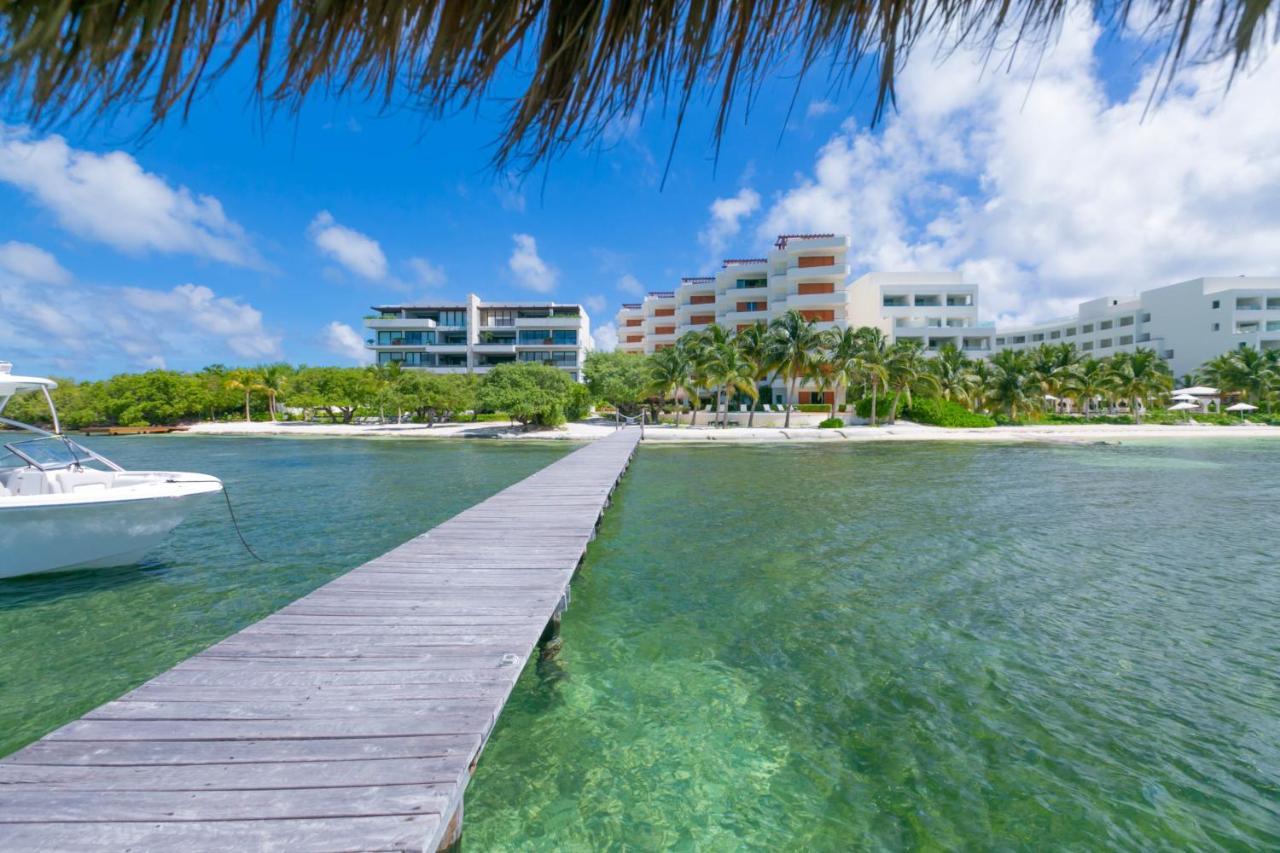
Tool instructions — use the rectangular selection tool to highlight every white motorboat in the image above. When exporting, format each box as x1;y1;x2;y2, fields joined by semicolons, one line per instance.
0;363;223;579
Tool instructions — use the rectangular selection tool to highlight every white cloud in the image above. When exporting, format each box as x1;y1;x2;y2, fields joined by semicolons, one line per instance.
699;187;761;261
617;274;644;296
0;270;280;371
508;233;557;293
495;176;526;213
406;256;446;287
0;241;70;285
806;100;837;119
0;126;259;266
759;12;1280;325
593;321;619;352
121;284;281;359
583;294;607;315
322;321;373;364
308;211;388;280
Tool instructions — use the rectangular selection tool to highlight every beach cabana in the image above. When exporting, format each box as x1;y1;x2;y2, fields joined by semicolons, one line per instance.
1168;401;1199;421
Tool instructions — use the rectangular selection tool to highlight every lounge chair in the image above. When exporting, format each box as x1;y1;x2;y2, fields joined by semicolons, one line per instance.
739;404;748;413
762;404;772;412
703;404;712;413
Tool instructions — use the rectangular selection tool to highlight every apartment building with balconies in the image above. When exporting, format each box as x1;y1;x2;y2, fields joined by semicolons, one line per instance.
994;277;1280;376
848;272;995;355
364;293;592;381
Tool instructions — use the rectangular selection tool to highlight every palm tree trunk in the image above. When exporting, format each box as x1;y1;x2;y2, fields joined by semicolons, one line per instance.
870;386;878;427
784;375;795;428
1133;396;1142;424
243;391;251;423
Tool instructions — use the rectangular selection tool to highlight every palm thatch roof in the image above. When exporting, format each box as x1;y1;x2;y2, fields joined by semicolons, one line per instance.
1;1;1273;171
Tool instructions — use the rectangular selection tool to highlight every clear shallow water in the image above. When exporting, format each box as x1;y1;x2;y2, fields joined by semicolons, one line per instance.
0;435;572;755
469;440;1280;849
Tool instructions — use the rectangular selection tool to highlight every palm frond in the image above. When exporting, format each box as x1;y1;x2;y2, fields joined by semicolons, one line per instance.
1;1;1273;172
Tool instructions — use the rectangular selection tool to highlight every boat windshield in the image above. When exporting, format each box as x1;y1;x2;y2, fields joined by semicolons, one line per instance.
3;436;102;471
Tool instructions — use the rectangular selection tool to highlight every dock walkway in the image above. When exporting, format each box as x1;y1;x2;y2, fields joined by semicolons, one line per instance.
0;428;642;851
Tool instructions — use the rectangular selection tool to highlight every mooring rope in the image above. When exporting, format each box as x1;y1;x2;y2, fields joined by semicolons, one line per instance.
166;478;265;563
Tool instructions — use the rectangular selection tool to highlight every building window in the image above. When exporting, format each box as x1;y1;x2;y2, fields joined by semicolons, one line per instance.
482;309;515;326
439;310;467;327
736;301;767;312
1119;316;1133;326
1212;322;1220;331
1050;331;1060;339
1082;342;1094;351
1032;333;1044;341
518;329;578;345
883;296;908;307
520;350;577;365
1065;328;1076;336
1082;324;1094;333
1119;335;1133;345
1100;338;1113;348
1100;320;1113;330
1141;313;1151;322
996;337;1006;346
1212;300;1220;309
735;278;767;289
377;330;436;346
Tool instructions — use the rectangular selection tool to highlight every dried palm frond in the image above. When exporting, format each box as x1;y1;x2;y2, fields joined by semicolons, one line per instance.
0;0;1273;171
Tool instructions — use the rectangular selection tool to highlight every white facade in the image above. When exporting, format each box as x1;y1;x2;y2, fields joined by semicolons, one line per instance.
365;293;592;381
616;235;993;356
995;277;1280;377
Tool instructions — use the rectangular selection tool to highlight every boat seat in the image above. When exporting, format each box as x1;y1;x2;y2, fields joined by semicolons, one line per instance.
7;469;51;496
53;470;115;494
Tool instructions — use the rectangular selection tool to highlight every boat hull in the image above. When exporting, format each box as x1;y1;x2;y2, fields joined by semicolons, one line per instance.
0;480;220;579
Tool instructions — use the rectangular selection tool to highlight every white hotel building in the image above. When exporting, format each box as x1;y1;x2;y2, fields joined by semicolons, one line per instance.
994;276;1280;377
616;234;994;404
364;294;592;381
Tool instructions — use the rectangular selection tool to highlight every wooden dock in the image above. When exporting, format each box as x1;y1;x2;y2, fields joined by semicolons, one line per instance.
0;428;641;851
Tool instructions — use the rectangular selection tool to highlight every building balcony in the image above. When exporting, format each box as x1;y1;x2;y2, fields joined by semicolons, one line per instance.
365;317;438;330
785;262;851;283
473;342;517;354
785;291;847;310
514;315;582;328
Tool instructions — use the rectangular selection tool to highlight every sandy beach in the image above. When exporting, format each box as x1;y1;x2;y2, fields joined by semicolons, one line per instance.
183;418;1280;445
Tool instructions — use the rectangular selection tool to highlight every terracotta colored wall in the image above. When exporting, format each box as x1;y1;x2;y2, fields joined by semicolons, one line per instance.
799;310;835;322
654;307;675;317
690;314;715;325
655;325;675;335
625;319;642;326
690;294;715;305
797;255;835;268
798;282;835;294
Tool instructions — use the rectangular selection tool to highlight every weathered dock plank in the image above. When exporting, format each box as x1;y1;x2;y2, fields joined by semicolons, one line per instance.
0;428;640;851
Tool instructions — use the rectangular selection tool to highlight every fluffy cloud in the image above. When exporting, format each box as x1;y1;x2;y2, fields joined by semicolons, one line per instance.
759;12;1280;325
406;256;446;287
508;233;557;293
322;321;374;364
583;293;607;315
0;126;259;266
592;321;618;352
699;187;761;261
805;100;837;119
616;273;644;296
0;271;280;372
0;241;71;285
308;211;388;281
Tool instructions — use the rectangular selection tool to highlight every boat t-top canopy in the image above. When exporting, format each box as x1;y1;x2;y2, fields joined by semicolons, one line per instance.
0;364;58;396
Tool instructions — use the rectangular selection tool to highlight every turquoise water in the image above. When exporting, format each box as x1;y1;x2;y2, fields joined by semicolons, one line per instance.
0;436;572;755
2;437;1278;848
468;441;1280;849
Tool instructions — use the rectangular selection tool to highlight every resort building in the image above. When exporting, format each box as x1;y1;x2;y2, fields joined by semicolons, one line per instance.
614;234;995;403
994;276;1280;377
364;294;592;381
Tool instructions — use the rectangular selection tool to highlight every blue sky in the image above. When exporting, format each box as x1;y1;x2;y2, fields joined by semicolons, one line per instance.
1;11;1277;378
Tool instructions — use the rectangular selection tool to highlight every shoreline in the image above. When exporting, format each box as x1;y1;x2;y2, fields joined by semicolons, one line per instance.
178;419;1280;445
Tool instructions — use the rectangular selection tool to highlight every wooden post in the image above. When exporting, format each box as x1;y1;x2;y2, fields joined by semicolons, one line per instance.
437;798;463;852
538;592;570;660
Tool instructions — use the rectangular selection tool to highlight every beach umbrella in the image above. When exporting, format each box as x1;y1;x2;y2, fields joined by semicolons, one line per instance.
1172;393;1199;403
1226;402;1258;420
1168;401;1199;422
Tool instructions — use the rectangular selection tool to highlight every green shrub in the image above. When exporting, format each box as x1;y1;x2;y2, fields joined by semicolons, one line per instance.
818;417;844;429
563;383;591;421
796;403;830;413
903;398;995;428
853;396;892;419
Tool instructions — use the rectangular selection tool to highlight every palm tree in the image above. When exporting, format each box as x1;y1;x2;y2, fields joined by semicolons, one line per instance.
679;332;714;427
766;310;823;428
1107;348;1173;424
929;342;978;405
223;368;264;423
258;363;292;421
734;322;775;427
1061;357;1110;419
821;325;863;420
852;327;892;426
708;338;760;426
884;340;939;423
1220;345;1276;407
985;350;1035;419
648;346;692;425
1030;343;1079;412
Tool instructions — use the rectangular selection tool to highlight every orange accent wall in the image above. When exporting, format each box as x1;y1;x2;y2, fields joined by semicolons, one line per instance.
690;314;715;325
690;294;715;305
736;324;754;332
654;307;675;317
655;325;675;335
625;335;643;343
798;255;835;268
736;301;765;312
654;343;673;351
798;282;836;295
799;310;835;322
625;318;642;327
